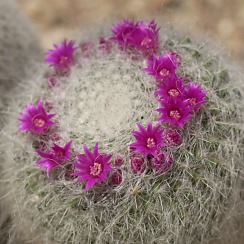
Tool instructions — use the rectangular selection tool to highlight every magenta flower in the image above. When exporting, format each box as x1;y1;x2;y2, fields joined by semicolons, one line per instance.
157;98;192;128
72;143;113;190
52;141;73;160
143;52;181;82
111;20;159;56
150;152;173;173
36;141;73;177
155;76;186;100
184;82;207;110
18;101;55;134
163;129;182;146
130;122;164;157
131;154;146;175
45;40;78;74
112;19;135;45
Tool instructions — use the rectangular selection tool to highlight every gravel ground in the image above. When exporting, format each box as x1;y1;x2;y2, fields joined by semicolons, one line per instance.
17;0;244;62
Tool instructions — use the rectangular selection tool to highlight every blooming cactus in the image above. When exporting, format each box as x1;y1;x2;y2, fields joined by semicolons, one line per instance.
1;19;244;244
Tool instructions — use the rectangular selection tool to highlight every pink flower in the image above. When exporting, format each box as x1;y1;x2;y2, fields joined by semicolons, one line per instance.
155;76;186;100
52;141;73;160
111;169;123;186
131;154;146;174
143;52;181;82
72;143;113;190
184;82;207;110
111;20;159;56
157;98;192;128
150;152;173;173
45;40;78;74
18;101;55;134
130;122;164;157
163;129;182;146
36;141;73;177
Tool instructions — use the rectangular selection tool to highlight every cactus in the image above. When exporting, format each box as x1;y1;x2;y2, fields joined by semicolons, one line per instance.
0;0;42;112
0;0;42;242
1;20;244;244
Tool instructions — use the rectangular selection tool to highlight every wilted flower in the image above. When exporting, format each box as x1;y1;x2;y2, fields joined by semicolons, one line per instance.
72;143;113;190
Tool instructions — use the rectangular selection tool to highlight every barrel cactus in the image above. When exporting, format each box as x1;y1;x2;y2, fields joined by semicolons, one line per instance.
1;20;244;244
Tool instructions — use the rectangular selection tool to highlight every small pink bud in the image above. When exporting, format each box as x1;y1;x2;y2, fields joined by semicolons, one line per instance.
131;155;146;174
164;129;182;146
111;169;122;186
51;133;62;143
150;152;173;173
114;155;124;167
43;100;54;112
98;37;113;54
48;74;60;88
80;42;95;58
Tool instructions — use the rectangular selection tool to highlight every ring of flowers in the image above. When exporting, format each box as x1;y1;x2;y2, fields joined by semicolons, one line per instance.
18;20;207;190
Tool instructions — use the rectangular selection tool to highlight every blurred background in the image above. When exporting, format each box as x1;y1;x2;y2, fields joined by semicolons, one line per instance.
17;0;244;62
